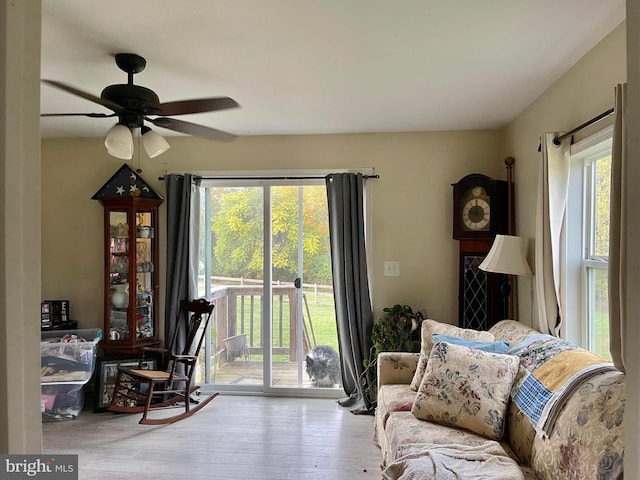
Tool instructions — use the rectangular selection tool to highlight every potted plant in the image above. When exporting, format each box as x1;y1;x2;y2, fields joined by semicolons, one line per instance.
361;304;425;399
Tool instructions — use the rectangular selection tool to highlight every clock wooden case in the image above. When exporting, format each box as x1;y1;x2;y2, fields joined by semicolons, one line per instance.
452;174;509;331
452;174;508;240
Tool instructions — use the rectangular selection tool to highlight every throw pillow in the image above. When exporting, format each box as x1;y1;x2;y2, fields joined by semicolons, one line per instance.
431;334;509;354
411;341;519;440
409;319;495;391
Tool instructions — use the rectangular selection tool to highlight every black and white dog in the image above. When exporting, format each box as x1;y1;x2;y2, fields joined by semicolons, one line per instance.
305;345;342;388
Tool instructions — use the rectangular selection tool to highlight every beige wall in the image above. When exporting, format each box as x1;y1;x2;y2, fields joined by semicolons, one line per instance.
42;22;628;336
504;21;627;327
42;130;504;332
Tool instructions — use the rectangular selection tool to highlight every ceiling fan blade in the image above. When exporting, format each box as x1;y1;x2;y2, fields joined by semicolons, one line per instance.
154;97;239;116
42;79;123;112
150;117;236;142
41;112;116;118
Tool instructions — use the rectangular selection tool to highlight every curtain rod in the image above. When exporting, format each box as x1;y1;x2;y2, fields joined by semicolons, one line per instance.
158;174;380;181
552;108;614;146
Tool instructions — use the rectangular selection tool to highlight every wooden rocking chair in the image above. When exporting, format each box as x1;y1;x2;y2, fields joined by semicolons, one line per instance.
108;298;219;425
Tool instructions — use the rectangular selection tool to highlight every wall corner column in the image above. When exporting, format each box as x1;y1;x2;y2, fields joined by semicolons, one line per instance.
625;1;640;477
0;0;43;453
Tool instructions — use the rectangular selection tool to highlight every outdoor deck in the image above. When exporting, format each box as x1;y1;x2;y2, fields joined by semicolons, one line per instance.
207;358;318;388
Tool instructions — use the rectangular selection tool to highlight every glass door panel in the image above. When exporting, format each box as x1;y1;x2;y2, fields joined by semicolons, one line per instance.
198;186;265;389
269;185;340;392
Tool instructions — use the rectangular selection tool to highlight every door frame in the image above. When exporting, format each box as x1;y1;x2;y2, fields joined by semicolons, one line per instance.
193;168;373;398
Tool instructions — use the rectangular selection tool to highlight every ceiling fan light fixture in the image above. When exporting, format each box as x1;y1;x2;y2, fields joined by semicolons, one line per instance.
43;54;239;146
141;126;170;158
105;124;133;159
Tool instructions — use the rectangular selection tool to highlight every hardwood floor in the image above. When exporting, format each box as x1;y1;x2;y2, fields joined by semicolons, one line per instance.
42;393;383;479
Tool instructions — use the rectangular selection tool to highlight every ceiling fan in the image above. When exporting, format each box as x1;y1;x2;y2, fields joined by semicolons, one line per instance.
42;53;239;158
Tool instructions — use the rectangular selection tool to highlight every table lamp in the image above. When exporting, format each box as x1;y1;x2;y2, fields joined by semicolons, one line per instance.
479;235;532;320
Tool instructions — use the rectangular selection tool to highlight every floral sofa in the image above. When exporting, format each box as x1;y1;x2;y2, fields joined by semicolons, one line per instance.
374;319;625;479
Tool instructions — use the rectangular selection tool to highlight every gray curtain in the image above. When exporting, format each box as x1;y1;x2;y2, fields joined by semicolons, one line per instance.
326;173;375;414
164;174;199;354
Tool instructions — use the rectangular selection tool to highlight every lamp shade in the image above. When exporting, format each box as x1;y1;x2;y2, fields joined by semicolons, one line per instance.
105;124;133;160
479;235;532;276
142;127;170;158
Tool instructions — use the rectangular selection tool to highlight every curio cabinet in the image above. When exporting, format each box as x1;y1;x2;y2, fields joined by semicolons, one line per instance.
92;164;163;355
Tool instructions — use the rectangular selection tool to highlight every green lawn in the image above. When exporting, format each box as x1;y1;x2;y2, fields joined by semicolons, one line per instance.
594;309;612;361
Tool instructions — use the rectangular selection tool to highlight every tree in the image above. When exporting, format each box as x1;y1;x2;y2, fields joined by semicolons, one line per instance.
208;185;332;284
593;155;611;308
594;155;611;258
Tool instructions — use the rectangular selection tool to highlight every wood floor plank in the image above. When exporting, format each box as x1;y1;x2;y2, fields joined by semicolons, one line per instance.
42;394;383;479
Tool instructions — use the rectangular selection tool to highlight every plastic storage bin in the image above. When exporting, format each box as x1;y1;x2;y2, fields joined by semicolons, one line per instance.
40;328;102;421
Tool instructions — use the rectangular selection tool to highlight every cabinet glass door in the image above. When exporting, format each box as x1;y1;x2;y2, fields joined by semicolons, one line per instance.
109;211;130;339
134;211;154;340
108;210;155;341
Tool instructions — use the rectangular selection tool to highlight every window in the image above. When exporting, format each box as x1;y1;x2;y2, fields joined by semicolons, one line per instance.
566;126;612;360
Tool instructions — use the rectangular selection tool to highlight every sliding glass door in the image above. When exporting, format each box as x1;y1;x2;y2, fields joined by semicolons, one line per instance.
195;178;341;396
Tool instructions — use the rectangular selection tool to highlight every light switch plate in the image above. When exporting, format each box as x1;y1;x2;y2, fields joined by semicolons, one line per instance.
384;261;400;277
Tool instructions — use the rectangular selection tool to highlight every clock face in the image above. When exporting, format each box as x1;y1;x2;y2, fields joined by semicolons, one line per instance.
462;198;490;230
452;174;507;240
461;186;490;231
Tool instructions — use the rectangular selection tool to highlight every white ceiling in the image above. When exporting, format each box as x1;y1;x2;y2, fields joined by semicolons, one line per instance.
40;0;626;139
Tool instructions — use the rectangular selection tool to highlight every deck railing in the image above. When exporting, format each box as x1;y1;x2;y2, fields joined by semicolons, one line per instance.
209;284;303;360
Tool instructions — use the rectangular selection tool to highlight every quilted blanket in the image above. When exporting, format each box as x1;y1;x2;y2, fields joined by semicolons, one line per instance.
510;334;617;437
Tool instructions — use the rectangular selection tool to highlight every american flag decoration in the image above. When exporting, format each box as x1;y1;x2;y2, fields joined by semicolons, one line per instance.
91;163;162;200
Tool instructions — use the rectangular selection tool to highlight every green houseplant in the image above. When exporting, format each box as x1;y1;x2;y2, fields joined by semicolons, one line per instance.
361;304;425;400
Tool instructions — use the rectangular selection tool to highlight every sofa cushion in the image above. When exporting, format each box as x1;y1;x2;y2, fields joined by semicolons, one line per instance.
382;411;539;479
383;411;500;465
375;384;424;461
412;341;519;440
375;384;418;446
381;441;527;480
489;319;541;345
409;319;495;391
378;384;417;415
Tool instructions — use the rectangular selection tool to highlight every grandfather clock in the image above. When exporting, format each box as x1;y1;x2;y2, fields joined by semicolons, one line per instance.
452;173;508;330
